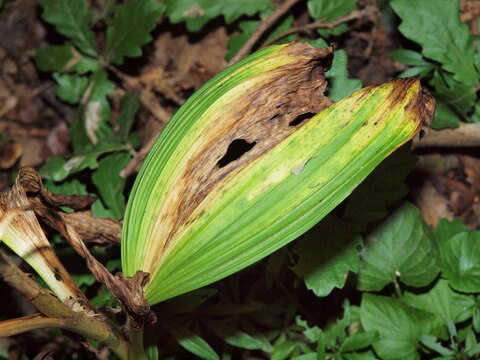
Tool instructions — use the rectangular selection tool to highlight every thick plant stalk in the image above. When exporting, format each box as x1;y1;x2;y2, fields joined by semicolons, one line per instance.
122;42;435;305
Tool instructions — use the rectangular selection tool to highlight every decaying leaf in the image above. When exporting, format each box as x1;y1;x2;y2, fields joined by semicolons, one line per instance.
0;173;90;312
122;43;435;305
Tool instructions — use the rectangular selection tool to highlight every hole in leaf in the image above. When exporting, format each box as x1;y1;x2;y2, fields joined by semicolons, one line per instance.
217;139;256;168
289;112;316;127
269;113;282;122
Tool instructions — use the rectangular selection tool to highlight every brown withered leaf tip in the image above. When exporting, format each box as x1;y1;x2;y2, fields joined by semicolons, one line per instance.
17;167;120;244
160;43;335;252
18;167;96;210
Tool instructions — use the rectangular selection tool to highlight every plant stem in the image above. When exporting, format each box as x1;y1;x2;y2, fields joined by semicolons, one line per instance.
393;277;402;298
0;314;129;360
0;249;129;360
128;325;148;360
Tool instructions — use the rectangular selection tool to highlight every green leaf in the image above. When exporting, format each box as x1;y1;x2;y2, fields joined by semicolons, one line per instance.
420;335;454;356
439;231;480;292
360;294;438;360
339;331;379;353
36;43;72;72
469;102;480;123
271;340;296;360
226;15;295;61
308;0;356;21
91;152;131;219
165;0;272;31
431;102;462;130
292;216;360;297
402;279;475;327
71;273;96;288
429;70;476;116
84;70;116;142
344;351;379;360
307;0;356;37
357;203;440;291
295;316;322;343
169;326;219;360
44;179;88;196
40;142;129;181
117;92;140;140
434;218;469;245
39;0;97;56
344;146;416;232
91;199;116;219
207;320;272;352
106;0;165;65
389;49;431;66
325;50;362;102
397;65;434;79
53;73;88;104
391;0;477;86
0;345;8;358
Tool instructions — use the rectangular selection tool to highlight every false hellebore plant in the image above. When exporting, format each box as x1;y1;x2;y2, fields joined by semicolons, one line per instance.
0;42;434;358
122;42;435;305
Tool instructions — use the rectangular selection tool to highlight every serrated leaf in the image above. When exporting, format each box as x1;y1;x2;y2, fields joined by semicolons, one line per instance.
307;0;356;37
165;0;272;31
106;0;165;65
360;294;439;360
44;179;88;196
434;218;469;244
44;179;88;212
40;142;129;182
308;0;356;21
84;70;116;143
168;326;219;360
117;92;140;140
357;203;440;291
391;0;477;86
431;102;462;130
36;43;72;72
397;65;434;79
389;49;431;66
271;340;296;360
440;231;480;292
339;331;379;353
39;0;97;56
402;279;475;327
292;216;360;297
91;199;115;219
53;73;88;104
420;335;454;356
325;50;362;102
429;70;476;116
91;152;131;219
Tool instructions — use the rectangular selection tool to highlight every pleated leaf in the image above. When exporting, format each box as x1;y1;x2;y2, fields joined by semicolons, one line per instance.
121;43;435;305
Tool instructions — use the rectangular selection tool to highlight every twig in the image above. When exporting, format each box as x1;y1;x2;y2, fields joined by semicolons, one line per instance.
413;123;480;149
120;131;159;178
228;0;301;65
0;249;129;360
262;6;379;48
